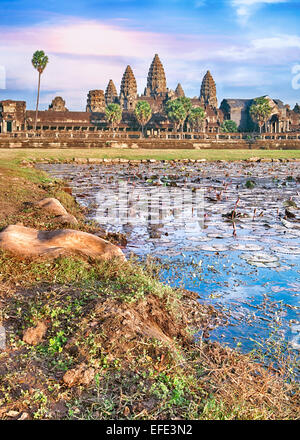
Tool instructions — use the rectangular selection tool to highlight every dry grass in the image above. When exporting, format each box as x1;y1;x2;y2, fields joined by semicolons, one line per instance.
198;343;299;420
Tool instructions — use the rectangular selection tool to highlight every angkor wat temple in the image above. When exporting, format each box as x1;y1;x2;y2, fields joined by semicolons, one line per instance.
0;54;299;134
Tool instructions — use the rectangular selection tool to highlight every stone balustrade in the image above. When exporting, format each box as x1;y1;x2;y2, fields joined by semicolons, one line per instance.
1;130;300;141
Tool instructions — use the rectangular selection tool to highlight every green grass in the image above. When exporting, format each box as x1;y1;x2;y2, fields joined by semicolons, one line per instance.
0;252;174;304
0;148;300;164
0;156;51;183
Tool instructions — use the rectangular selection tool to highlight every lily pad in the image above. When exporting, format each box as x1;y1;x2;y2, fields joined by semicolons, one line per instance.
240;252;280;268
281;218;300;229
186;236;210;242
207;232;233;239
155;250;182;256
197;244;230;252
230;243;264;251
271;246;300;255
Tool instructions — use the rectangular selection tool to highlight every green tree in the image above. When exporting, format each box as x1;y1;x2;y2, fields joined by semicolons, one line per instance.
249;97;272;133
176;97;192;116
221;120;238;133
134;101;152;137
188;106;206;132
31;50;49;131
165;99;187;136
293;103;300;114
105;103;122;136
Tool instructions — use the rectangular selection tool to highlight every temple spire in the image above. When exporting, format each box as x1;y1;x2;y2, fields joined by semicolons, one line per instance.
119;65;137;110
120;65;137;99
105;79;118;105
175;83;185;97
145;54;167;97
200;70;217;108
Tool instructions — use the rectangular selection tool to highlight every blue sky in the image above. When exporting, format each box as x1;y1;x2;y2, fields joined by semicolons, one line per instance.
0;0;300;110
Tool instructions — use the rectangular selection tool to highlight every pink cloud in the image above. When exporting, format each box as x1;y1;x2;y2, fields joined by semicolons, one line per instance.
0;16;298;109
1;17;223;108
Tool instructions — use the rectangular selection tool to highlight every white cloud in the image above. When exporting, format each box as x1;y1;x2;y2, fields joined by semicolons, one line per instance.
252;34;300;50
210;33;300;63
231;0;288;24
194;0;206;7
0;65;5;89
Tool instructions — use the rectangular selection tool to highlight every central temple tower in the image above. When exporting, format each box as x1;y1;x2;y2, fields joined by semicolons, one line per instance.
144;54;167;97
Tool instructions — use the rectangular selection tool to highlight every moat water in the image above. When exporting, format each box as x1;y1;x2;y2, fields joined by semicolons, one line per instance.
39;161;300;367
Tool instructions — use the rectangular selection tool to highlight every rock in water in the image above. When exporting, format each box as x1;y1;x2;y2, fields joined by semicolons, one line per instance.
0;225;125;261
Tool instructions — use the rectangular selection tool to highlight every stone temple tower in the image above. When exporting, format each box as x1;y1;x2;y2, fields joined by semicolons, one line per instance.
175;83;185;98
86;90;106;112
144;54;167;97
105;80;118;105
200;71;218;108
119;65;137;110
49;96;68;112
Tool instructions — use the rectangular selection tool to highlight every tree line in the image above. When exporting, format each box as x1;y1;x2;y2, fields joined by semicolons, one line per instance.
105;97;207;138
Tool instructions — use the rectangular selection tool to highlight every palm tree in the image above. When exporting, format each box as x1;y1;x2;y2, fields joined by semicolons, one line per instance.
249;97;272;134
177;97;192;132
31;50;49;131
188;107;206;132
165;99;187;138
105;103;122;136
134;101;152;137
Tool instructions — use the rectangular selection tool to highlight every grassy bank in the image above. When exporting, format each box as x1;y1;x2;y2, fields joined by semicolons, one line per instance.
0;158;299;420
0;148;300;164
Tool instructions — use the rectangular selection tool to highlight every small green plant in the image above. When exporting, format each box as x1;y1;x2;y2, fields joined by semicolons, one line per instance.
48;331;67;355
245;180;256;189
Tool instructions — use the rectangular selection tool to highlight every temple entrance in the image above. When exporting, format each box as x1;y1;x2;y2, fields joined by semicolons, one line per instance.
6;121;12;132
270;115;279;133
